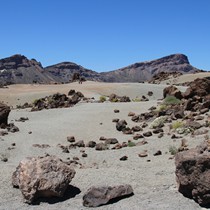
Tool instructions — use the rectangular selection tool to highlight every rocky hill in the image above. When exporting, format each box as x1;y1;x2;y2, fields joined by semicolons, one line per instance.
45;62;101;83
0;54;55;85
0;53;202;85
99;54;200;82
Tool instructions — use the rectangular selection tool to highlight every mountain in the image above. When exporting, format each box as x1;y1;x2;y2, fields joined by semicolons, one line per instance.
99;54;200;82
0;54;55;85
44;62;101;83
0;53;202;85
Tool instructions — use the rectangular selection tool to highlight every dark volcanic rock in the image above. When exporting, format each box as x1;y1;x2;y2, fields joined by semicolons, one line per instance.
95;143;108;151
163;85;183;99
12;155;76;204
86;141;96;148
175;141;210;206
83;185;133;207
0;103;11;128
183;78;210;99
116;120;127;131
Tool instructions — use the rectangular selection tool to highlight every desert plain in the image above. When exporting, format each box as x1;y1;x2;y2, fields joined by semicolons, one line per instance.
0;76;210;210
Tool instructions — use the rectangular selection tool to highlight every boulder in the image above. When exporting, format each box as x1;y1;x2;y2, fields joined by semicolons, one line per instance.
143;131;152;137
183;78;210;99
116;120;127;131
105;138;118;144
68;89;76;96
0;103;11;128
175;141;210;206
163;85;183;99
86;141;96;148
83;185;133;207
12;155;76;204
95;143;108;151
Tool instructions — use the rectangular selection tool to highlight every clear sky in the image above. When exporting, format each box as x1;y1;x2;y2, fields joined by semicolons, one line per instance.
0;0;209;72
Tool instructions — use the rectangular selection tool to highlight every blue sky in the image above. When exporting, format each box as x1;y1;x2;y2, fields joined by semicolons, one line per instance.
0;0;209;72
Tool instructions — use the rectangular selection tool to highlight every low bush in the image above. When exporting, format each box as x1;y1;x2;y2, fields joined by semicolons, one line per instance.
163;96;181;105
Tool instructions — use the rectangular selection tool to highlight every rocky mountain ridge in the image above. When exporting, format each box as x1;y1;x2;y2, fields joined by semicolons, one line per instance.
0;54;203;85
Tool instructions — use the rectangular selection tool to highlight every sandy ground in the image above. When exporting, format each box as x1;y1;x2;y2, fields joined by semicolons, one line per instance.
0;82;208;210
160;72;210;85
0;81;187;107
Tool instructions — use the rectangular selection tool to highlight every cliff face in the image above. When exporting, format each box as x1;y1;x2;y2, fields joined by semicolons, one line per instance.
0;54;201;85
99;54;199;82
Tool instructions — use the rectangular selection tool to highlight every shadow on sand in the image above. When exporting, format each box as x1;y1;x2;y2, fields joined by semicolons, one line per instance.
33;185;81;205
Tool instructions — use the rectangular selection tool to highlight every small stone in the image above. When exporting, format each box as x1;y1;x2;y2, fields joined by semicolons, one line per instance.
120;156;128;161
99;136;106;141
75;140;85;147
95;143;108;151
86;141;96;148
153;128;164;134
105;138;118;144
133;134;144;140
1;157;8;162
112;118;119;123
142;122;148;128
28;131;32;134
82;153;88;157
158;133;164;138
128;112;135;117
138;152;148;157
67;136;75;143
153;150;162;156
143;131;152;137
114;109;120;113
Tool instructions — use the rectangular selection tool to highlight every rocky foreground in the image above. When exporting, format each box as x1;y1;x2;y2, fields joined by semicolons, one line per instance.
0;78;210;209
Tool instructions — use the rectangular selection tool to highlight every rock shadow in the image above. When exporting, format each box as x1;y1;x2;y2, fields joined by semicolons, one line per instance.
33;185;81;205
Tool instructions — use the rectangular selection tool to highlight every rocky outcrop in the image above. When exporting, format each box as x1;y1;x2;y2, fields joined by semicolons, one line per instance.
31;91;85;111
0;103;11;128
83;185;133;207
183;78;210;99
149;71;183;84
12;155;76;204
175;141;210;206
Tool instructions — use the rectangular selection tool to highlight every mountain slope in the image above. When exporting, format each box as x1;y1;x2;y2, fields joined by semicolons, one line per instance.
99;54;200;82
0;53;202;85
0;54;55;85
44;62;101;83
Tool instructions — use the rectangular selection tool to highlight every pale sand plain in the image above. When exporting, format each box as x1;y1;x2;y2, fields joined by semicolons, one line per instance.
0;81;209;210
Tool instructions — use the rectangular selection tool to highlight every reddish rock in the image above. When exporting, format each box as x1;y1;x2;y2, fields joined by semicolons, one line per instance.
175;141;210;206
12;155;76;204
163;85;183;99
83;185;133;207
183;78;210;99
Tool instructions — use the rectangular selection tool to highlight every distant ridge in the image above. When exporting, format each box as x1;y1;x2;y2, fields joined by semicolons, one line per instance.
0;54;202;85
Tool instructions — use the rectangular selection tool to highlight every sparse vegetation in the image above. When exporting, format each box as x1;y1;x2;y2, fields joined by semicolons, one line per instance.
110;98;118;102
128;141;136;147
132;97;141;102
99;96;107;103
163;96;181;105
157;104;168;112
172;121;184;130
169;145;178;155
